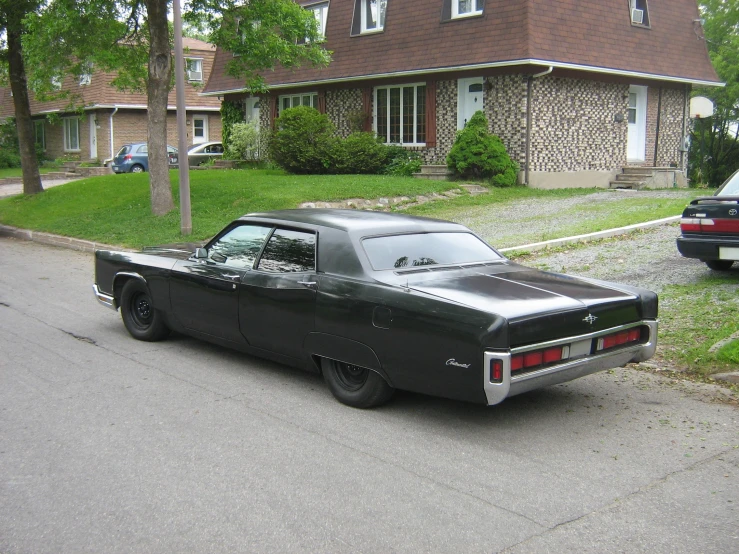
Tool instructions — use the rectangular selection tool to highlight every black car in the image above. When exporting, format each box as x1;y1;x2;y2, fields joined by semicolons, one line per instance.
677;168;739;270
93;210;658;408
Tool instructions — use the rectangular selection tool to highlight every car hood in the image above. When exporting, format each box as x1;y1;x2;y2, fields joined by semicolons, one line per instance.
401;266;643;346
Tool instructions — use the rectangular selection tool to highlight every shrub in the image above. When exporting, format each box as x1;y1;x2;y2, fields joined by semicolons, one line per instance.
226;121;264;161
446;110;519;186
269;106;337;174
331;132;389;174
0;149;21;169
383;146;422;176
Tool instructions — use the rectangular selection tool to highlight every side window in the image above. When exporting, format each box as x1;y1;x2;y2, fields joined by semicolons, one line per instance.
208;225;272;269
257;229;316;273
138;145;148;154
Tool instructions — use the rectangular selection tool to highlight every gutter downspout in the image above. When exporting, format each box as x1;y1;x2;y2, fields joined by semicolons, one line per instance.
525;66;553;185
103;107;119;166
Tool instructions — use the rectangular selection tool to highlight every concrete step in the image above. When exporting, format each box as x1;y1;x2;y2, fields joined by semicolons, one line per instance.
459;184;489;195
609;181;645;190
418;165;451;175
412;172;450;180
614;174;649;182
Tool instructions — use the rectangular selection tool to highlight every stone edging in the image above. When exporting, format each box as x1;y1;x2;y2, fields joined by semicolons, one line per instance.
0;224;132;253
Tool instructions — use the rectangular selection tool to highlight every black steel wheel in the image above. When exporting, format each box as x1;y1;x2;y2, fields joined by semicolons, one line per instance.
705;259;734;271
120;279;170;341
321;358;394;408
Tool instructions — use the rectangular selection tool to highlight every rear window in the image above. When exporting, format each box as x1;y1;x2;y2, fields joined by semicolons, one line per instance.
362;232;502;270
116;145;131;156
717;170;739;196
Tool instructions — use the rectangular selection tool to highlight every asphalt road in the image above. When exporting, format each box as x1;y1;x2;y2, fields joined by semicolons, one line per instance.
1;237;737;553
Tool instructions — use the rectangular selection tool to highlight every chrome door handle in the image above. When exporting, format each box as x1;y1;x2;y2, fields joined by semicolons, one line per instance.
298;280;317;289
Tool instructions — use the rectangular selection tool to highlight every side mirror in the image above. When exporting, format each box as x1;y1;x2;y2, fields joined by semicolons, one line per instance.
194;247;208;259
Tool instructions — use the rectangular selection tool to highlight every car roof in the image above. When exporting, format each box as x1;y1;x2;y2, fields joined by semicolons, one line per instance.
239;209;468;236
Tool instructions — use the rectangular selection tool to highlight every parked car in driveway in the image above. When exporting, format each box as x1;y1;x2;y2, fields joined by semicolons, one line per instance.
93;210;658;408
187;141;223;167
677;168;739;270
111;143;178;173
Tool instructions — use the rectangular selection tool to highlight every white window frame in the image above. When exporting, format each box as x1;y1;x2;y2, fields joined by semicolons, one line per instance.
186;58;204;82
278;93;318;114
629;0;650;27
63;117;80;152
361;0;386;34
192;116;208;143
452;0;483;19
307;2;329;40
374;82;426;146
51;76;63;90
79;73;92;86
34;120;46;151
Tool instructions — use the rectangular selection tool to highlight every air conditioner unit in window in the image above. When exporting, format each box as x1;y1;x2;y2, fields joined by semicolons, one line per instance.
188;71;203;81
631;8;644;25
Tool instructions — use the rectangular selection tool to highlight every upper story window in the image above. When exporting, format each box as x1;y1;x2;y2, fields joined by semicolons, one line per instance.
186;58;203;81
79;62;93;86
279;93;318;114
375;83;426;146
629;0;650;27
360;0;386;34
51;76;63;90
307;2;329;39
453;0;483;19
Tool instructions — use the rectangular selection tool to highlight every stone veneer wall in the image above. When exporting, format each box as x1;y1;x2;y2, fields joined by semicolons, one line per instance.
645;86;688;170
484;75;527;166
529;76;628;172
326;89;363;137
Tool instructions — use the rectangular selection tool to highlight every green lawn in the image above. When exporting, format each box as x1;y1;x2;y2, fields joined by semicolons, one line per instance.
0;167;56;179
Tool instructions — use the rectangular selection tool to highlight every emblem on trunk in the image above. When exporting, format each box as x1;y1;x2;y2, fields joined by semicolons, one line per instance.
583;314;598;324
730;209;737;216
446;359;471;368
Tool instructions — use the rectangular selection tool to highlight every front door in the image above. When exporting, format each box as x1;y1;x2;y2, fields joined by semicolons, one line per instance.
89;114;97;159
627;85;647;162
458;77;484;130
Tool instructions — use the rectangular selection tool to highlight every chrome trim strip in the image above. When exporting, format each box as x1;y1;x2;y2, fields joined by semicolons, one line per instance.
483;320;658;406
92;284;117;310
510;321;649;354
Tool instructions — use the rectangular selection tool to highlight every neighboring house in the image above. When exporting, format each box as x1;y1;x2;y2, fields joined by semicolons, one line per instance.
202;0;721;188
0;38;222;164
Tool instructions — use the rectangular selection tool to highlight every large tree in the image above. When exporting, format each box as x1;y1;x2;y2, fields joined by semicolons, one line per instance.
690;0;739;187
0;0;44;195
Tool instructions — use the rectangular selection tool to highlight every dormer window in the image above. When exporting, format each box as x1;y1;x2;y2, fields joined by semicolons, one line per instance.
629;0;650;28
361;0;386;33
453;0;483;19
186;58;203;81
307;2;329;39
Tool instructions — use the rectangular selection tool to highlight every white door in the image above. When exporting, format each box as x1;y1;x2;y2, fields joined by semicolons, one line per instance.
89;114;98;159
193;116;208;144
245;97;260;124
457;77;484;130
627;85;647;162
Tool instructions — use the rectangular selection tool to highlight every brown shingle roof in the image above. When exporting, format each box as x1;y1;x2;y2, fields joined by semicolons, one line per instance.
203;0;719;95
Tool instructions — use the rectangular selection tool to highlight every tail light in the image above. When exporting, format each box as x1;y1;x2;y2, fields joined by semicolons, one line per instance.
596;328;642;351
490;360;503;383
123;154;133;161
680;217;714;233
511;346;567;373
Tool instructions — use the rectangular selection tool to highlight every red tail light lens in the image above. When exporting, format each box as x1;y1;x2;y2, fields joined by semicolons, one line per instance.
490;360;503;383
597;327;643;351
123;154;133;161
511;346;566;373
680;217;714;233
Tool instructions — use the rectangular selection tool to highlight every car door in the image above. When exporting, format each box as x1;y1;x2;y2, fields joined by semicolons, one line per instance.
169;224;272;343
239;227;318;360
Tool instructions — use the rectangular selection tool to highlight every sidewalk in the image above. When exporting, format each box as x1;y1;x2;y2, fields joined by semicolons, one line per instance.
0;177;82;198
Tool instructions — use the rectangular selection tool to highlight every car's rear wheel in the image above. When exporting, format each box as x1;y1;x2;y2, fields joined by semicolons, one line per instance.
321;358;395;408
120;280;170;341
130;164;145;173
705;259;734;271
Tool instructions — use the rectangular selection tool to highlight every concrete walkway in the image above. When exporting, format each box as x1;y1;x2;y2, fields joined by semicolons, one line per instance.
0;177;82;198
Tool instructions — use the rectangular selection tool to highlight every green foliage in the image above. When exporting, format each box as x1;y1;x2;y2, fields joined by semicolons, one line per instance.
0;117;19;152
269;106;337;174
0;150;21;169
227;121;265;160
345;110;368;134
383;146;422;176
688;1;739;187
331;132;388;174
221;101;244;155
446;111;519;186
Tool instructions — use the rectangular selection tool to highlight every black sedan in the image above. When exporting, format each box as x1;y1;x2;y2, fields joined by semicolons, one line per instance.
93;210;658;408
677;169;739;270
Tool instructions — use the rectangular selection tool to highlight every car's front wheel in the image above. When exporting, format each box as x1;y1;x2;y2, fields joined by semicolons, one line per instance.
321;358;395;408
705;259;734;271
120;280;170;341
130;164;145;173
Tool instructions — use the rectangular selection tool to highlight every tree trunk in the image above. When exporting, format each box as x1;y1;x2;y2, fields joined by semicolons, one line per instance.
6;9;43;195
145;0;174;215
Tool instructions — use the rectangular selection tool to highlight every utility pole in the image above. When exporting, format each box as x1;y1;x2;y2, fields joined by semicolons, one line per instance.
173;0;192;235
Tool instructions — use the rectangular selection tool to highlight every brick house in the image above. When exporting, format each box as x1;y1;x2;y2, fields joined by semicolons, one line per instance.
0;38;222;164
202;0;720;188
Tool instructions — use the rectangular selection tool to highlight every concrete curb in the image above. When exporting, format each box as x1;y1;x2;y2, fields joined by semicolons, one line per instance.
498;215;681;254
0;224;132;253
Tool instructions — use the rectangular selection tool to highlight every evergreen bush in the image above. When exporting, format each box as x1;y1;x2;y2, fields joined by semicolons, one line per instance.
269;106;337;174
446;111;519;186
331;132;388;174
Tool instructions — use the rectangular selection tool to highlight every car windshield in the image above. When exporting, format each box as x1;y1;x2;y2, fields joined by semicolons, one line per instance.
716;169;739;196
362;232;502;270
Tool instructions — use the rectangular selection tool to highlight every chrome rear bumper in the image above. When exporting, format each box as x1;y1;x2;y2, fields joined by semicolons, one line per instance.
483;320;658;405
92;284;117;310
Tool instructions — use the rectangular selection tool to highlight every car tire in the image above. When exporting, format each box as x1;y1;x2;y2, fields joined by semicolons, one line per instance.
120;280;170;341
704;260;734;271
321;358;395;408
130;164;145;173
